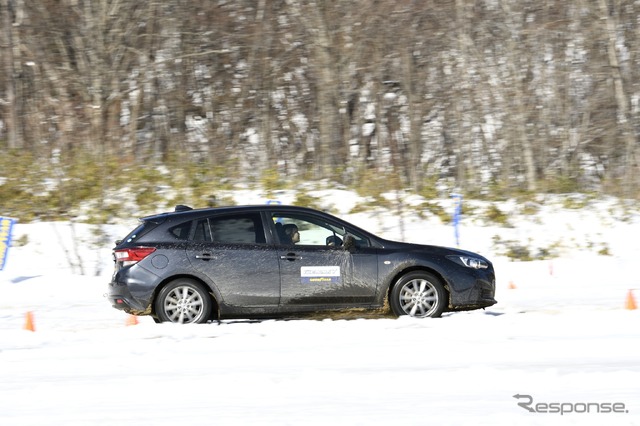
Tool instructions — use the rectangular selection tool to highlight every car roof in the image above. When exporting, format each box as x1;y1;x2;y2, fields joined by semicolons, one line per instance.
141;204;335;221
140;204;381;243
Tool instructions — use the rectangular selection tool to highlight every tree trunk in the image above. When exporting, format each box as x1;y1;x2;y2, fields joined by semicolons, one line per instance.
598;0;637;196
1;0;20;149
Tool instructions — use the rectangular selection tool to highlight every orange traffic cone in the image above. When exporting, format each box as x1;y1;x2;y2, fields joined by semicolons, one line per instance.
24;311;36;332
625;290;637;310
508;281;517;290
125;314;139;326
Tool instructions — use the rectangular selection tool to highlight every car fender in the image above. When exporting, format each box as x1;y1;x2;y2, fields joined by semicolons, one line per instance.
380;250;495;309
154;267;225;307
375;254;453;306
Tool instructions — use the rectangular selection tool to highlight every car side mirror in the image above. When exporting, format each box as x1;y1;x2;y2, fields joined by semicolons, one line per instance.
343;234;356;252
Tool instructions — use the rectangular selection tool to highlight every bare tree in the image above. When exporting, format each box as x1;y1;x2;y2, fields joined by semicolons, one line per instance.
3;0;640;204
597;0;638;196
1;0;21;149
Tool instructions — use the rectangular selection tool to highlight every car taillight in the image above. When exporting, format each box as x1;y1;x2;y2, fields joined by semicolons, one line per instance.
114;247;156;266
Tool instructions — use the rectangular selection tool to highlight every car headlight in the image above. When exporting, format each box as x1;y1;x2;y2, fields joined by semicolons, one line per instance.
448;255;489;269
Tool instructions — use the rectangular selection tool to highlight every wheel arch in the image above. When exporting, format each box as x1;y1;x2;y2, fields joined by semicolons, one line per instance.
151;274;220;321
385;266;452;309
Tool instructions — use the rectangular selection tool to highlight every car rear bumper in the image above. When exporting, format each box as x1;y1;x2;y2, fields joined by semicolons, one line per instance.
107;282;151;315
107;265;159;315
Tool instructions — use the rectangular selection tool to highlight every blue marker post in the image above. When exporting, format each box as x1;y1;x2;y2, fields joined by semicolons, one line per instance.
266;200;283;223
451;194;462;247
0;216;17;271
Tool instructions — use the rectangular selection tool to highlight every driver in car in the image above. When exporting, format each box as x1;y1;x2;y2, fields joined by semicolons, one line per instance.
283;224;300;244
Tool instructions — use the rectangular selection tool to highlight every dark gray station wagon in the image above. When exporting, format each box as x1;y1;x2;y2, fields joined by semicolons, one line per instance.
107;205;496;323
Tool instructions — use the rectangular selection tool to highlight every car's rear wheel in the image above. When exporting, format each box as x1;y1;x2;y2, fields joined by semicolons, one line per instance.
154;278;213;324
390;272;447;318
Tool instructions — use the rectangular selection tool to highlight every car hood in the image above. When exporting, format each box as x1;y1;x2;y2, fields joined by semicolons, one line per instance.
380;239;491;262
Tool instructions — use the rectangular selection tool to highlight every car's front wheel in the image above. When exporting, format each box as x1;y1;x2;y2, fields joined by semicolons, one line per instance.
390;272;447;318
154;279;213;324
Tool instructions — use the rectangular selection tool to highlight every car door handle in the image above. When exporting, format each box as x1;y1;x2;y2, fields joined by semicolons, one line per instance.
195;253;216;260
280;254;302;261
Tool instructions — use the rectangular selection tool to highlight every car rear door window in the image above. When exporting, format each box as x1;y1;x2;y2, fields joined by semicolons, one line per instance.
192;219;212;242
194;213;266;245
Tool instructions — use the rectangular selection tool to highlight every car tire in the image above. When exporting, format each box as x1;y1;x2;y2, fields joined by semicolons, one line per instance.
389;271;447;318
154;278;213;324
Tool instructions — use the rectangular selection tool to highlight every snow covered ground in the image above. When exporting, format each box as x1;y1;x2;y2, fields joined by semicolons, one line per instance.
1;195;639;425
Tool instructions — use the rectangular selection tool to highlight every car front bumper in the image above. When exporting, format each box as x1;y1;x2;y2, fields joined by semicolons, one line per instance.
446;267;497;310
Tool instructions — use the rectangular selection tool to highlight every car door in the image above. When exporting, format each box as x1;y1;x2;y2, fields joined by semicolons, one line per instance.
186;212;280;307
271;212;377;307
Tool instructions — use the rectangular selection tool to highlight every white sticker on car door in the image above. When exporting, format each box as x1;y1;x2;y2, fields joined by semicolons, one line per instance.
300;266;341;284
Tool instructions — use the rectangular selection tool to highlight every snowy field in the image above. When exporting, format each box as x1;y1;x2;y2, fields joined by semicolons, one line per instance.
1;194;639;425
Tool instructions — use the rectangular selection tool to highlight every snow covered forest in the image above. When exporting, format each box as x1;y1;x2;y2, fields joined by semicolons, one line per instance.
2;0;640;202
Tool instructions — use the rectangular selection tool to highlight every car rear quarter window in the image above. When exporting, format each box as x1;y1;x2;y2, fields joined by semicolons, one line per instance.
169;221;193;240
